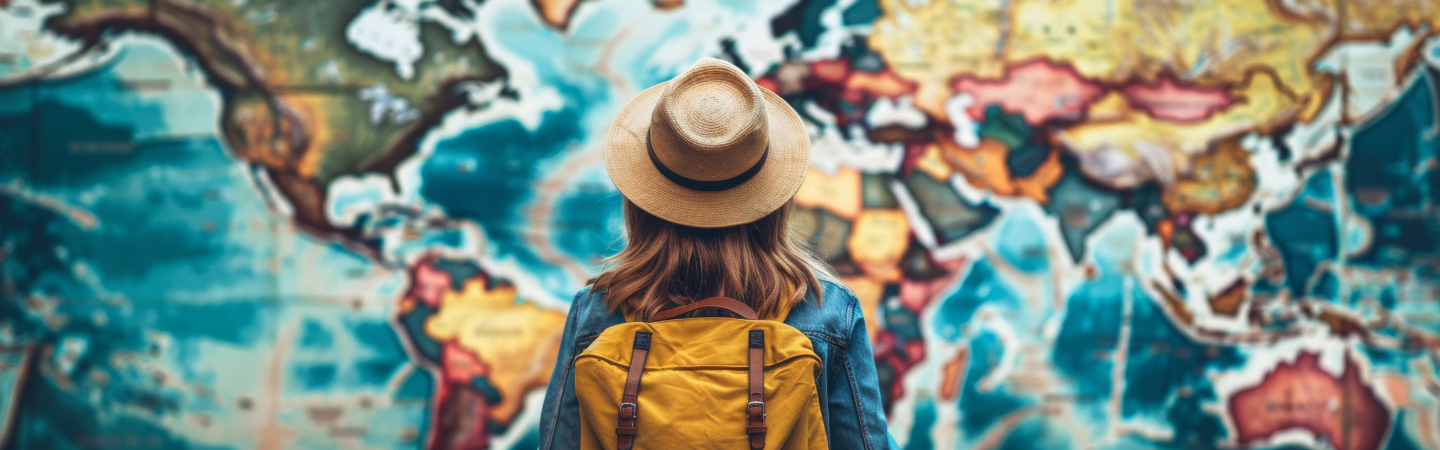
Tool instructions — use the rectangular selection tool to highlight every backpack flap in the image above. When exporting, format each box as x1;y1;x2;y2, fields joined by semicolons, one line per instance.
572;314;827;450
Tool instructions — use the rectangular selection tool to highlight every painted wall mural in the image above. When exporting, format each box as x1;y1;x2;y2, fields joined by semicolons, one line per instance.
2;0;1439;448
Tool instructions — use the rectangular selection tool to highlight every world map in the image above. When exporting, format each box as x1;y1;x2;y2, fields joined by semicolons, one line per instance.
1;0;1439;448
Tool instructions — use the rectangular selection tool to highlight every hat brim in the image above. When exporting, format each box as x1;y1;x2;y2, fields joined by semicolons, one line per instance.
604;82;811;228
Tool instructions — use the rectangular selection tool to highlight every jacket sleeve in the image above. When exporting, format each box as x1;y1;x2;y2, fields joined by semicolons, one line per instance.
538;291;584;450
829;299;901;450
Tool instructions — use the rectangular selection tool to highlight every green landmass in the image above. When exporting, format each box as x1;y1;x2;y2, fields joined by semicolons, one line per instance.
48;0;504;227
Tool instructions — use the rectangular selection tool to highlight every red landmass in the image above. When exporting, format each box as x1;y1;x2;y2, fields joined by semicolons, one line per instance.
872;330;927;403
432;380;492;449
804;59;918;102
400;259;495;450
755;76;780;94
755;59;918;131
952;60;1104;124
1228;353;1391;450
1120;77;1235;122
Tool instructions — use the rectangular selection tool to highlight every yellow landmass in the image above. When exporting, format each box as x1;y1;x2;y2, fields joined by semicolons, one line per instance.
1057;70;1297;189
870;0;1355;124
914;143;954;181
425;279;567;424
847;209;912;281
795;167;863;220
867;0;1007;115
1340;0;1440;76
1341;0;1440;39
1007;0;1333;119
1005;0;1145;82
839;276;886;340
1083;91;1136;121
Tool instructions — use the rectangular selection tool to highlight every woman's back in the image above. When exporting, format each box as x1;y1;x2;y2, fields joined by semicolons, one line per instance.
538;277;896;450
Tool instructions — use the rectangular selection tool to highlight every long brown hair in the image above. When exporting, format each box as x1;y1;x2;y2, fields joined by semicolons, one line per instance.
590;198;831;321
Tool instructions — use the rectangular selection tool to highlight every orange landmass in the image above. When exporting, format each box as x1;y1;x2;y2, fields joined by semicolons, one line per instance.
840;275;886;340
933;136;1063;203
1229;353;1390;450
811;59;850;83
952;60;1104;124
1162;136;1257;215
1207;280;1247;317
844;69;919;103
1379;372;1440;448
1316;308;1369;338
795;167;863;220
531;0;583;29
939;345;970;401
1150;280;1195;326
801;58;917;104
1120;77;1236;122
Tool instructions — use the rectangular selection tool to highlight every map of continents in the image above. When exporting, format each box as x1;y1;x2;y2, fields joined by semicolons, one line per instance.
1;0;1439;449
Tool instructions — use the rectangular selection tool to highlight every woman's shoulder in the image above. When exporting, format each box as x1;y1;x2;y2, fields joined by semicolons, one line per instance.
566;286;627;338
783;276;863;344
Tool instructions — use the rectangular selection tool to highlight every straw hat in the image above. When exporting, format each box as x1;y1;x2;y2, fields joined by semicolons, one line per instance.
604;58;811;228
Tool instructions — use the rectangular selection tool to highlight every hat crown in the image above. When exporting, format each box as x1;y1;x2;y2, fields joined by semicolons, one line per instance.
648;58;769;182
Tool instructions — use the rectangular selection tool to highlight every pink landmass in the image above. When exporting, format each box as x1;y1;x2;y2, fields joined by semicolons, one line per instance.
952;60;1104;124
1228;353;1390;450
1120;77;1235;122
411;261;452;307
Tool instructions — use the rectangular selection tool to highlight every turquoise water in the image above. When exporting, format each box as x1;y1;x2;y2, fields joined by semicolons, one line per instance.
0;35;423;448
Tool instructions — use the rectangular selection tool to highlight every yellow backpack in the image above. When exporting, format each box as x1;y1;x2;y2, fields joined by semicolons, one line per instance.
572;297;828;449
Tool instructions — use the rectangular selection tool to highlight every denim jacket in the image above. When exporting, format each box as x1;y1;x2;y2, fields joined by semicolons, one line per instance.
538;278;900;449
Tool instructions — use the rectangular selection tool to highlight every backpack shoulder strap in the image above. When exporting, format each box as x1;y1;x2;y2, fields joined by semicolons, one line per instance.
747;329;767;448
615;331;651;450
651;297;758;321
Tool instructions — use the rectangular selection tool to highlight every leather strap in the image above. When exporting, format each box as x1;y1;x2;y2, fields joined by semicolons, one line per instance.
651;297;759;321
617;331;652;450
747;330;767;449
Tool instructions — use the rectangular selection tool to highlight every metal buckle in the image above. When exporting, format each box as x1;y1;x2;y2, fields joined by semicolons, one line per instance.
619;402;639;419
747;401;766;422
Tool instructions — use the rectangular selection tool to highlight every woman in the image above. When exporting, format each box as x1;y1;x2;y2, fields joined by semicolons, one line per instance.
538;58;897;450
